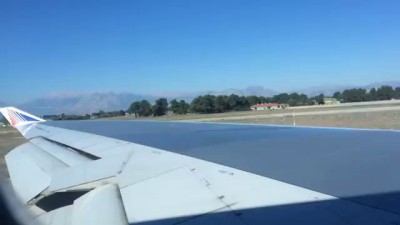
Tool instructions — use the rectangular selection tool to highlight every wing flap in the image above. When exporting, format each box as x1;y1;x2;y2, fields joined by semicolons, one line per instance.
6;143;54;203
37;205;73;225
37;184;128;225
120;167;242;224
118;144;188;188
71;184;128;225
48;152;130;192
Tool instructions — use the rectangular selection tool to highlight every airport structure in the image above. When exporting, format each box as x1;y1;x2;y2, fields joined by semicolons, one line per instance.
250;103;286;110
323;97;340;105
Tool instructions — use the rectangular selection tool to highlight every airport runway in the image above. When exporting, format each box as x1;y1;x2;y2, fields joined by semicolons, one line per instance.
47;120;400;215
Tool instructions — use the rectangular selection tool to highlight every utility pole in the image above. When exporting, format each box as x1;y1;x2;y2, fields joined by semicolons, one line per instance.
293;111;296;126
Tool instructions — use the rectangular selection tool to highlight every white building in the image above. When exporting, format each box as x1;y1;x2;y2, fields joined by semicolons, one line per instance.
250;103;286;111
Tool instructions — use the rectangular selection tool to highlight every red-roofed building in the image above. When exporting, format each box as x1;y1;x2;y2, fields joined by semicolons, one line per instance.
250;103;286;111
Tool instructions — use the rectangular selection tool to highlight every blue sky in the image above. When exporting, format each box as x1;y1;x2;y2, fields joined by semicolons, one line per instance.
1;0;400;103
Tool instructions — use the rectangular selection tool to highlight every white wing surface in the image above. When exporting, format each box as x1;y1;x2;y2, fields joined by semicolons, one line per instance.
1;107;400;225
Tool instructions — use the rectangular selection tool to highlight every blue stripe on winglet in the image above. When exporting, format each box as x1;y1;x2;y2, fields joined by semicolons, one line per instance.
17;112;39;121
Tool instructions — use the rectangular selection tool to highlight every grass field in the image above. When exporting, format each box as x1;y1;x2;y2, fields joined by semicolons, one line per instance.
107;100;400;121
219;110;400;130
108;100;400;130
0;127;25;178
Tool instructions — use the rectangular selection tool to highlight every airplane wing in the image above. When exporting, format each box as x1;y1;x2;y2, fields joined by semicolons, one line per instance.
1;107;400;225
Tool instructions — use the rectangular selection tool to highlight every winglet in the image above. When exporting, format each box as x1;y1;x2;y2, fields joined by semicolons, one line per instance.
0;107;45;127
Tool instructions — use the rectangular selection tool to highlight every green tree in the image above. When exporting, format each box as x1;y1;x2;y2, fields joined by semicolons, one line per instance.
394;87;400;99
190;95;216;114
272;93;290;104
368;88;378;101
246;95;260;106
170;99;190;115
298;94;309;105
226;94;240;111
342;89;367;102
139;100;153;117
312;93;325;105
128;101;141;117
190;96;204;113
202;95;216;113
225;94;250;111
238;96;250;110
178;100;190;114
214;95;227;113
333;91;342;101
153;98;168;117
286;92;308;106
170;99;180;114
376;85;394;100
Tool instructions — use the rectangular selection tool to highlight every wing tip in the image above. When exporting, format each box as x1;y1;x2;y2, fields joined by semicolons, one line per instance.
0;107;45;127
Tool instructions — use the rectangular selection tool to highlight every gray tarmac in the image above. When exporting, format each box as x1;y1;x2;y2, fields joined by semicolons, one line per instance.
47;120;400;214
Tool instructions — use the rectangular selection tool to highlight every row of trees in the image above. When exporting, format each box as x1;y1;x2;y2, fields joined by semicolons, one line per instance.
127;85;400;117
125;94;324;116
44;110;127;120
170;99;190;115
127;98;191;117
188;93;328;114
333;86;400;102
128;98;170;117
126;94;318;116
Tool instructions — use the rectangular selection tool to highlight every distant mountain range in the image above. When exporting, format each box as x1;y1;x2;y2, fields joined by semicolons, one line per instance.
203;86;278;97
4;81;400;116
17;93;158;116
13;87;278;116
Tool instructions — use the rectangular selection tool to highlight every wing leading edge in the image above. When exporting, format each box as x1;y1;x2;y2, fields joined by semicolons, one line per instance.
1;107;400;225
